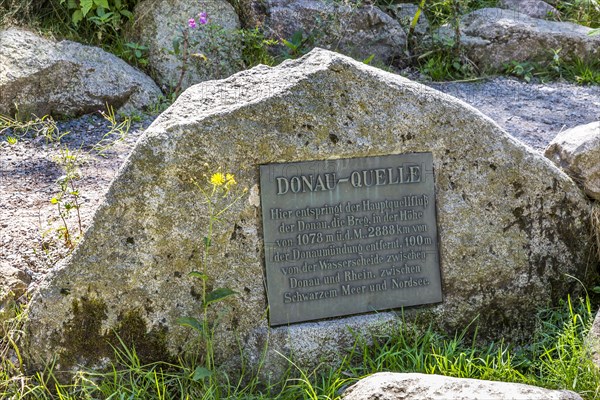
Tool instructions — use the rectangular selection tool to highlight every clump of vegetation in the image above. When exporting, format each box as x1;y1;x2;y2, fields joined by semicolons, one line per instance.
50;145;84;249
0;0;141;43
503;49;600;84
553;0;600;28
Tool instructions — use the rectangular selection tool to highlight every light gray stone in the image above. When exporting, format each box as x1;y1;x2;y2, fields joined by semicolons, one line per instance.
544;121;600;200
0;262;30;323
0;27;162;119
255;0;406;64
499;0;559;19
440;8;600;70
23;48;594;377
591;309;600;369
342;372;583;400
125;0;243;92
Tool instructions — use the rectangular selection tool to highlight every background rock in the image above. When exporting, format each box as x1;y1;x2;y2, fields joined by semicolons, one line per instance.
499;0;560;19
0;27;162;119
125;0;242;92
544;121;600;200
441;8;600;70
342;372;583;400
0;262;30;323
24;49;594;377
591;309;600;369
254;0;406;65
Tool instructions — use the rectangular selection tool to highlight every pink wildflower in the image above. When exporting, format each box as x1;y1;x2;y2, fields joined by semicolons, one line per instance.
188;18;197;28
198;11;208;25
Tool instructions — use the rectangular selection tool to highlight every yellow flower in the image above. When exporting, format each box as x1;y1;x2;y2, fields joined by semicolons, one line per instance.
210;172;226;186
225;173;236;187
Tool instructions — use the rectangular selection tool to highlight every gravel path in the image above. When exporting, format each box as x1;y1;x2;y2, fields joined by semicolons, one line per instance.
428;77;600;150
1;77;599;304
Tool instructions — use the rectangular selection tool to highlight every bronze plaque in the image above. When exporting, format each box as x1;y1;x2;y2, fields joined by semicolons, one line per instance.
259;153;442;326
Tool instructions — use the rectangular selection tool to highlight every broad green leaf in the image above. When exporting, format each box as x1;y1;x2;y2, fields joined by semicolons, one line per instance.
80;0;94;17
120;9;133;19
93;0;109;8
176;317;204;333
189;271;208;281
192;366;212;381
67;0;77;9
50;197;59;204
172;37;181;55
114;0;122;7
291;30;303;46
72;9;84;25
205;288;236;306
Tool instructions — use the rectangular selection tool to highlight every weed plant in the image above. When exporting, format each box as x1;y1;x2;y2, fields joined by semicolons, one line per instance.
176;172;246;387
1;295;598;399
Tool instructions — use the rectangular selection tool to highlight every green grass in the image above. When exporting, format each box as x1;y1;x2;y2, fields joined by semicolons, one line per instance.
2;296;599;399
503;52;600;84
554;0;600;28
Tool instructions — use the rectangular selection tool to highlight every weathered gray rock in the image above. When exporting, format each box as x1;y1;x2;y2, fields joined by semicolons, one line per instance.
0;262;30;323
342;372;583;400
0;27;162;119
591;309;600;369
544;121;600;200
24;49;594;377
499;0;559;19
126;0;242;92
440;8;600;70
255;0;406;64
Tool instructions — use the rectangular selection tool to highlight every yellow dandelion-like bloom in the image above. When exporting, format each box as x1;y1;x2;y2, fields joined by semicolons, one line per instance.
210;172;226;186
225;173;236;187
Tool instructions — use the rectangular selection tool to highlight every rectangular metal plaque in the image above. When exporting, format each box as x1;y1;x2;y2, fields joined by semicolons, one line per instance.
259;153;442;326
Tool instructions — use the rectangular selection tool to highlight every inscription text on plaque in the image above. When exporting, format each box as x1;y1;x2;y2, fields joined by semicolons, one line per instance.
259;153;442;326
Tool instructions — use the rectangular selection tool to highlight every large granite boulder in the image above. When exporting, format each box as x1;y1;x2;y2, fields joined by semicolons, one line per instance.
24;49;594;377
342;372;583;400
0;27;162;119
440;8;600;70
544;121;600;201
125;0;243;92
254;0;406;65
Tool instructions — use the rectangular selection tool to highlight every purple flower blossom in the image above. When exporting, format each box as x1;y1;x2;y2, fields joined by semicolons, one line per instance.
198;11;208;25
188;18;197;29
